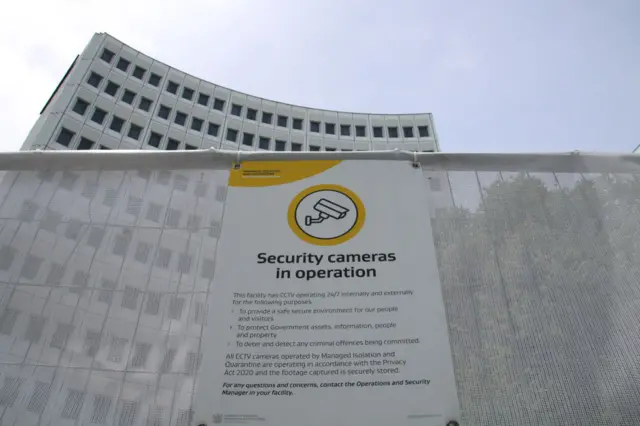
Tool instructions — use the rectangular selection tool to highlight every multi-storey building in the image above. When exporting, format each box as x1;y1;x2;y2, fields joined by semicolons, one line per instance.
21;33;439;153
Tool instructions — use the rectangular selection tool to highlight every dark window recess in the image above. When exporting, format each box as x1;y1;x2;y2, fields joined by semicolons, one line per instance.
231;104;242;116
213;98;225;111
197;93;209;106
403;126;414;138
242;132;254;146
275;140;286;151
310;121;320;132
166;138;180;150
138;97;152;112
72;98;89;115
291;142;302;151
77;137;95;150
325;147;336;152
262;112;273;124
388;127;398;138
116;58;130;72
100;48;114;63
373;126;383;138
246;108;257;120
128;124;142;140
166;80;179;94
292;118;303;130
191;117;203;132
355;125;366;137
309;145;320;151
99;145;110;150
148;132;162;148
132;65;146;79
56;128;75;147
182;87;194;100
185;144;197;150
148;73;161;87
87;72;103;88
90;108;107;125
325;123;335;134
109;116;124;133
342;148;352;152
207;122;220;137
418;125;429;137
258;137;270;150
158;105;171;120
226;129;238;142
277;115;288;127
174;111;187;126
340;124;351;136
104;81;119;96
121;89;135;105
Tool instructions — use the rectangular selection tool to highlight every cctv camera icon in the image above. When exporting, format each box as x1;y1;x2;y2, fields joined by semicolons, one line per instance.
305;198;349;226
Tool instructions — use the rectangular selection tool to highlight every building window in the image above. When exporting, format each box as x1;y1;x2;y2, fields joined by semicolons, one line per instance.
310;121;320;133
242;132;254;147
158;105;171;120
262;112;273;124
373;126;383;138
403;126;414;138
291;142;302;151
246;108;257;121
185;144;197;150
77;137;95;150
258;137;270;150
226;128;238;142
197;93;209;106
148;73;161;87
325;147;336;152
104;81;119;96
100;145;110;150
213;98;225;111
277;115;288;127
166;138;180;150
121;89;136;105
325;123;335;134
388;126;398;138
191;117;203;132
132;65;146;80
207;122;220;137
87;72;103;88
291;118;302;130
342;148;352;152
90;107;107;125
174;111;187;126
309;145;320;151
166;80;179;94
110;116;124;133
355;125;366;137
182;87;194;101
72;98;89;116
100;48;114;63
231;104;242;116
138;97;152;112
116;58;131;72
275;140;286;151
148;132;162;148
128;123;142;140
418;125;429;137
340;124;351;136
56;128;75;147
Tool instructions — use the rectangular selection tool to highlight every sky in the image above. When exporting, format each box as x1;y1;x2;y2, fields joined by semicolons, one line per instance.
1;0;638;153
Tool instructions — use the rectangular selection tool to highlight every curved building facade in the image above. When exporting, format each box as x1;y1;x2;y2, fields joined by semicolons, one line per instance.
22;33;439;153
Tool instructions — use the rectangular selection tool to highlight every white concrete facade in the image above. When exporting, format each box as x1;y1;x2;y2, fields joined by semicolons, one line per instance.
22;33;440;153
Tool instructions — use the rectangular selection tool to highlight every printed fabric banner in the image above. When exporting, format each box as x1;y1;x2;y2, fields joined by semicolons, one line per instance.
194;160;460;426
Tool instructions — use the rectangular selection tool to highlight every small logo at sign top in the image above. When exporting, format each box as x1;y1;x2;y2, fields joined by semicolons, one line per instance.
288;184;365;246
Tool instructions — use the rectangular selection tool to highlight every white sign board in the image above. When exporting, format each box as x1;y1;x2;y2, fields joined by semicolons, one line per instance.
194;160;459;426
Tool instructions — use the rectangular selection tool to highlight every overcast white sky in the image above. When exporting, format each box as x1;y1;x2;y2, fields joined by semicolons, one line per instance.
1;0;638;153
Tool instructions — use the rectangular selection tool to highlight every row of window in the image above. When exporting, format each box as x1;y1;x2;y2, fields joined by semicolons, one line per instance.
97;48;431;138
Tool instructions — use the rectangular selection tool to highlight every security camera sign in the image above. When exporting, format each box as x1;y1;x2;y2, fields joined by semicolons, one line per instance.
194;160;460;426
289;184;365;246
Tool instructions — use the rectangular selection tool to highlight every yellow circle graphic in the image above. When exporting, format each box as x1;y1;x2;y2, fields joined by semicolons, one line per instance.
288;184;366;246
